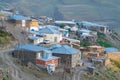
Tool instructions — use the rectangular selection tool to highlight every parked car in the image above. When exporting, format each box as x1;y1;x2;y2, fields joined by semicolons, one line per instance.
43;40;50;44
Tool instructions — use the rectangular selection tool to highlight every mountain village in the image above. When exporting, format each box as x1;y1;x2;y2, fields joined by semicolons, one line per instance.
0;9;120;80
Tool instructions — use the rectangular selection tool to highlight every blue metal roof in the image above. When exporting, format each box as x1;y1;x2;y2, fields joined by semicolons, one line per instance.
81;33;89;36
79;29;91;33
81;33;92;37
81;21;106;27
45;25;60;30
0;10;13;15
105;47;119;53
51;44;80;54
29;36;39;40
37;56;59;61
29;30;40;35
15;44;47;52
55;21;76;25
50;44;61;49
39;26;61;34
10;15;31;20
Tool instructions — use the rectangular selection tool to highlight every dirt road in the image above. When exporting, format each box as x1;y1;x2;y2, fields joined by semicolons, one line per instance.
0;49;38;80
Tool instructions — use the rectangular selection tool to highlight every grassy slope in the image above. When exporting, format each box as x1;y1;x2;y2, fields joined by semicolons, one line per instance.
0;31;12;45
83;67;118;80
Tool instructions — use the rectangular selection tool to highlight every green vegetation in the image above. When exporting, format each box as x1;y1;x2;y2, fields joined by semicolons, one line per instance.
59;24;65;28
80;41;92;47
0;30;12;45
97;32;112;47
98;41;112;47
110;59;120;68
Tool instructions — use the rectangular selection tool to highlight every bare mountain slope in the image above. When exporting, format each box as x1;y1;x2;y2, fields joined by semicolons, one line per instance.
0;0;120;33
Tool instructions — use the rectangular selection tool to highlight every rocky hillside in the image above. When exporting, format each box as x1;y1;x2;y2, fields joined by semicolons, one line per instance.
1;0;120;34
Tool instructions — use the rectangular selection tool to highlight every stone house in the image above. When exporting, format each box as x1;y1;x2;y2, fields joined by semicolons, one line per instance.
12;44;59;68
50;44;81;68
87;52;100;59
87;46;105;54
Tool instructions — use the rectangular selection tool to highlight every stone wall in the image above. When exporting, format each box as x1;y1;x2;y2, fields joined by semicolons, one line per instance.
71;52;81;68
87;46;105;53
12;50;41;65
16;20;31;31
53;53;81;68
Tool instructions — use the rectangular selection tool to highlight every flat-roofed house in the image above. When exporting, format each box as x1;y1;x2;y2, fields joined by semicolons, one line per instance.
87;46;105;53
29;36;44;45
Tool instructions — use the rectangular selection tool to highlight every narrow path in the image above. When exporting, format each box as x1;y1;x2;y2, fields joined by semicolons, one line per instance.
0;49;38;80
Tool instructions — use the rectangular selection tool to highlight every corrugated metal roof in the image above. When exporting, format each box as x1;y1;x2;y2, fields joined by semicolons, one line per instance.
51;44;80;54
50;44;61;49
29;36;39;40
81;21;107;27
105;47;119;53
79;29;91;33
81;33;92;37
45;25;60;30
39;26;61;34
10;15;31;20
55;21;76;25
0;10;13;15
15;44;47;52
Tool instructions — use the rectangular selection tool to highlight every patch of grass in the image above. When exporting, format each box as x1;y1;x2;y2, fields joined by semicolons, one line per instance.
59;24;65;28
80;41;92;47
97;32;106;39
84;67;118;80
0;31;12;44
98;40;112;47
97;32;112;47
110;59;120;68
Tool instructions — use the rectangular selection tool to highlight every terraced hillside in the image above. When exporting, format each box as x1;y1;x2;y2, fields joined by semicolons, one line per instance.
0;0;120;34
